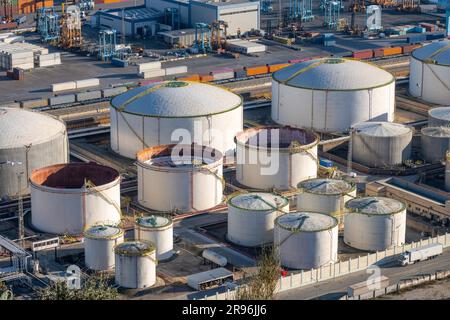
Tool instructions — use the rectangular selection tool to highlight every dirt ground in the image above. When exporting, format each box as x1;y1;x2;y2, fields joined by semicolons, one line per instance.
379;278;450;300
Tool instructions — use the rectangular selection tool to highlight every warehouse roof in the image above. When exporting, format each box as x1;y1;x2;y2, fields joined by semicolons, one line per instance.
272;58;395;90
228;192;288;211
429;107;450;121
353;122;412;137
111;81;242;117
84;225;123;240
0;108;66;149
421;126;450;137
297;178;355;195
345;197;405;215
412;40;450;66
135;215;172;229
275;212;337;231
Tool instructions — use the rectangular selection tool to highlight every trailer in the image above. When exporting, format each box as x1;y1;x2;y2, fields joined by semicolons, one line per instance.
187;267;234;291
398;243;443;266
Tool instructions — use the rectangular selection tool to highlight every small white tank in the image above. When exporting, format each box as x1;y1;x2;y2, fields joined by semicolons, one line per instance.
274;211;338;270
227;192;289;247
114;241;156;289
84;224;124;271
134;215;173;261
344;197;406;251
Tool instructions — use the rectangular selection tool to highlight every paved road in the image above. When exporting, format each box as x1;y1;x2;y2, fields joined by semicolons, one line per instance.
277;248;450;300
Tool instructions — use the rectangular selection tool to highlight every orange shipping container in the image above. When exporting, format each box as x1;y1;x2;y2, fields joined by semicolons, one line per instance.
382;47;402;56
18;0;53;14
177;74;200;82
245;65;269;76
200;74;214;82
268;63;291;73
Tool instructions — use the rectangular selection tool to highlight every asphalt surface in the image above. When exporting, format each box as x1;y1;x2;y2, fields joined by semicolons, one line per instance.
276;248;450;300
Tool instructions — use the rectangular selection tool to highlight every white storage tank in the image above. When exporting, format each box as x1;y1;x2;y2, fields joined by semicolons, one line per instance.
428;107;450;127
352;122;413;167
421;127;450;163
30;163;121;235
136;144;223;212
110;80;243;159
0;107;68;199
344;197;406;251
272;58;396;133
84;224;124;271
296;178;356;227
446;151;450;192
227;192;289;247
409;40;450;105
274;211;338;269
134;215;173;260
235;126;319;190
114;241;156;289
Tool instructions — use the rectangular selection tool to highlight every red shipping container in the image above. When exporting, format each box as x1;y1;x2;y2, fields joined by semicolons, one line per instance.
352;50;373;60
373;48;384;58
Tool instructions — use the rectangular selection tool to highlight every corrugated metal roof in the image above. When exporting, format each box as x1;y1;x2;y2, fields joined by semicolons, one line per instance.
111;81;242;117
229;192;288;210
429;107;450;120
0;107;66;149
422;126;450;137
353;121;411;137
412;40;450;66
298;178;354;195
136;215;172;228
345;197;405;215
275;212;337;231
273;58;394;90
84;225;123;239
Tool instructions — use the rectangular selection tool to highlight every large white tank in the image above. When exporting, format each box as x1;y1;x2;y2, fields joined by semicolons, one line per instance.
446;151;450;192
134;215;173;260
429;107;450;127
227;192;289;247
274;211;338;269
235;126;319;190
344;197;406;251
114;241;156;289
421;127;450;163
296;178;356;228
84;224;124;271
0;107;68;199
30;163;121;235
409;40;450;105
271;58;396;133
136;144;223;212
110;80;243;159
352;122;413;167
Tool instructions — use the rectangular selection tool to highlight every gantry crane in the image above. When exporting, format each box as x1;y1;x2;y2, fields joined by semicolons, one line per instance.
211;20;228;52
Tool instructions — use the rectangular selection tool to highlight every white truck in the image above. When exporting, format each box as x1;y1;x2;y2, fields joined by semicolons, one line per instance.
398;243;443;266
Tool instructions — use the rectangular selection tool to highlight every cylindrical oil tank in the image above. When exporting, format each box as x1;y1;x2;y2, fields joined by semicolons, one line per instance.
110;80;243;159
114;241;156;289
352;122;413;167
227;192;289;247
271;58;396;133
136;144;223;212
134;215;173;260
296;178;356;227
84;224;124;271
344;197;406;251
30;163;121;235
235;126;319;190
274;211;338;269
421;127;450;163
0;107;68;199
409;40;450;105
446;151;450;192
428;107;450;127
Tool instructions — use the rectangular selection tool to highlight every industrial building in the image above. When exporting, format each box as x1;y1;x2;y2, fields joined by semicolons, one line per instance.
158;28;197;47
146;0;260;35
271;58;396;133
30;163;122;235
409;40;450;105
0;107;68;199
227;192;289;247
92;6;163;37
110;80;243;159
235;126;319;190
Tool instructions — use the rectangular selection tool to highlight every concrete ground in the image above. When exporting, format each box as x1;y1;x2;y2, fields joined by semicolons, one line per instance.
377;277;450;300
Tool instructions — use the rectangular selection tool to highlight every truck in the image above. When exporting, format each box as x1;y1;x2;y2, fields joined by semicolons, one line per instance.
398;243;443;266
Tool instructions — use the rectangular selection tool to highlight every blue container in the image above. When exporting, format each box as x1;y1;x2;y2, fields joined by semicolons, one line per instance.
426;33;445;40
407;34;426;44
323;33;334;39
320;159;334;168
323;40;336;47
111;58;128;67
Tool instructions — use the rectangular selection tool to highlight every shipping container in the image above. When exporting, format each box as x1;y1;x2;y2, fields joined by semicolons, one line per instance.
138;61;161;73
401;44;421;54
165;65;188;76
268;63;290;73
138;79;163;86
76;78;100;89
352;50;374;60
245;65;269;76
140;68;165;79
234;68;247;78
76;90;102;102
382;46;402;56
111;58;128;67
372;48;385;58
199;74;214;82
0;101;20;108
407;34;426;44
49;94;76;106
0;22;18;31
426;33;445;40
176;74;200;81
52;81;77;92
102;86;127;98
20;98;48;109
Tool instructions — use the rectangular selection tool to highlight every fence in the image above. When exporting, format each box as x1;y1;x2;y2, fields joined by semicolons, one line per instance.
197;233;450;300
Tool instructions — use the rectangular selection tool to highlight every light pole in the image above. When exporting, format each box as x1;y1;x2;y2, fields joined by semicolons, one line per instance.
0;161;25;247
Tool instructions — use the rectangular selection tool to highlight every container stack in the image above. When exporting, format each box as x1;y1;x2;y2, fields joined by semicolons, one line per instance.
210;67;234;81
36;52;61;67
137;61;188;79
